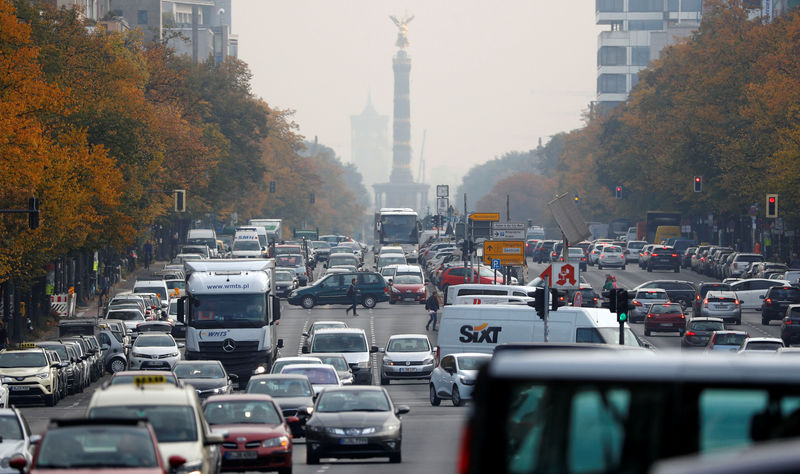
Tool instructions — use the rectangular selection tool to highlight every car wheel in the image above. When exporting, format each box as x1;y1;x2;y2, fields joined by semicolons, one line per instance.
301;296;315;309
389;299;396;305
389;452;402;463
363;295;377;309
647;265;653;272
108;358;126;374
306;450;319;465
429;384;441;406
644;329;651;337
622;265;626;270
679;330;685;337
452;385;464;407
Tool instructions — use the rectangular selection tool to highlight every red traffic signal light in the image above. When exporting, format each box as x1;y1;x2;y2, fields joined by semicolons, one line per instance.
766;194;778;218
769;197;776;203
693;176;702;192
615;186;622;199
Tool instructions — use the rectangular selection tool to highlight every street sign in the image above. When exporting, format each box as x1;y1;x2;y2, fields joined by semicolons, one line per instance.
470;212;500;222
547;193;591;243
482;240;524;266
437;197;449;215
491;259;501;270
436;185;449;198
491;229;525;239
494;222;525;230
538;263;580;290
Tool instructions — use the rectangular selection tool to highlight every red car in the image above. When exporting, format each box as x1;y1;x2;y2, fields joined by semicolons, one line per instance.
439;265;502;291
13;417;183;473
389;274;427;304
644;302;686;337
203;394;294;474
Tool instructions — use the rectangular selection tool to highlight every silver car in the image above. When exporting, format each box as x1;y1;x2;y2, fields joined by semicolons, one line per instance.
699;290;742;324
380;334;435;385
631;288;670;323
597;245;626;270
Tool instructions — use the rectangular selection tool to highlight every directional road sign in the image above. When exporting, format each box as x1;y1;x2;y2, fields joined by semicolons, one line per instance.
470;212;500;222
436;185;449;198
492;222;526;239
482;240;524;266
437;197;449;215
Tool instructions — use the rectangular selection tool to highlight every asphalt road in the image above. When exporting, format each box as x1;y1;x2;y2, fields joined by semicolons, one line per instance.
17;255;783;474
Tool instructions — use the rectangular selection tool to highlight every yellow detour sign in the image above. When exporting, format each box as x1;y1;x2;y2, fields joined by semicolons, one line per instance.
133;375;166;386
469;212;500;222
482;240;525;266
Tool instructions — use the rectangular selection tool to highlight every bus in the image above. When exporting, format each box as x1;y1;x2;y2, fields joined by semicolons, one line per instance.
374;208;420;263
645;211;682;243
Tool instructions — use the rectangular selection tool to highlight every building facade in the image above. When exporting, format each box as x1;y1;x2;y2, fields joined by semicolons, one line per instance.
595;0;702;113
350;96;391;193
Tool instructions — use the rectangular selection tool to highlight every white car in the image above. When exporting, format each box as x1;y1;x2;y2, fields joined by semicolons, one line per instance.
429;352;491;407
0;408;35;470
738;337;785;353
380;334;435;385
269;356;322;374
127;333;182;370
730;278;791;309
625;241;647;263
597;245;626;270
104;308;145;333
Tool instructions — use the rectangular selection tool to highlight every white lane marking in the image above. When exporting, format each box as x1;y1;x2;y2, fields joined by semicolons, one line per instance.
298;319;309;356
69;402;79;408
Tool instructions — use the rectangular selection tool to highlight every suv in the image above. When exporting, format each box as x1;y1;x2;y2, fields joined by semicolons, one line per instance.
287;271;389;309
133;279;170;309
303;328;378;385
761;285;800;325
559;247;588;272
636;280;696;311
0;348;61;406
624;241;646;263
646;246;680;272
693;282;732;316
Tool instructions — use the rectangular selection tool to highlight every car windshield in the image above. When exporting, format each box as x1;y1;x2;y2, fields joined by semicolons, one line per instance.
745;342;783;351
276;255;303;266
649;304;682;314
233;240;260;251
311;323;347;333
317;390;391;412
110;374;178;386
701;284;731;296
0;415;22;440
39;344;69;360
770;288;800;300
312;241;330;249
165;280;185;291
393;275;422;284
317;356;349;371
272;359;322;373
458;355;491;371
330;255;358;266
637;291;667;300
312;333;368;353
190;294;267;328
134;288;165;299
247;378;313;397
690;321;725;331
714;334;747;346
107;311;143;321
133;335;175;348
604;247;621;253
35;425;158;469
174;363;224;379
275;246;301;255
0;352;46;368
387;337;430;352
136;324;171;333
737;255;764;262
204;400;282;425
275;272;293;282
282;366;338;384
89;406;197;442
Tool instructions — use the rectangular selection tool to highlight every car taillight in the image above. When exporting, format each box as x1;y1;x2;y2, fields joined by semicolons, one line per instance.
701;257;706;261
634;300;642;306
786;319;792;325
696;294;701;300
384;286;389;294
735;299;740;305
685;331;696;336
766;298;772;305
680;314;685;319
646;313;653;318
703;299;708;308
652;253;659;257
672;254;678;257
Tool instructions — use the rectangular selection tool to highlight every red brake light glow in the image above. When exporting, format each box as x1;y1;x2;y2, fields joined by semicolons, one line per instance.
685;331;696;336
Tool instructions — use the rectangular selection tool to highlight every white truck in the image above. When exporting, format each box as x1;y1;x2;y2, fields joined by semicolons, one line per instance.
249;218;283;246
177;259;283;386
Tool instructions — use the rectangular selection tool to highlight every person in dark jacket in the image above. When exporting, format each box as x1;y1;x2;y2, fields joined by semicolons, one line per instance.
345;278;359;316
425;288;440;331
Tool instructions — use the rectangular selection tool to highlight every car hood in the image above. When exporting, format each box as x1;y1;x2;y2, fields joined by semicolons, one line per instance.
131;347;177;356
181;378;227;391
393;284;424;292
384;351;432;362
311;411;394;427
271;396;315;410
210;424;287;437
0;367;48;378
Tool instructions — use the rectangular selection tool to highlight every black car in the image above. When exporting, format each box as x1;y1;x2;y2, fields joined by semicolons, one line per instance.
681;317;725;349
647;246;681;272
761;286;800;325
693;282;732;316
173;360;235;398
781;305;800;346
636;280;696;310
304;386;409;464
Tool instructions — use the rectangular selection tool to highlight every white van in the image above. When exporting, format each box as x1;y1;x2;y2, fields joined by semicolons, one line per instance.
445;284;534;305
452;295;531;305
231;230;263;258
235;226;268;250
436;305;642;358
186;229;217;257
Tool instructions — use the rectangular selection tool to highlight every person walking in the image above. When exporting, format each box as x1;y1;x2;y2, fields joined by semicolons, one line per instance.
425;287;440;331
143;240;153;270
345;278;359;316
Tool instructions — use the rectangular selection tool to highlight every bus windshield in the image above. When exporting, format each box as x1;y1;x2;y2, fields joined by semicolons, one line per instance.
380;215;418;244
189;294;268;328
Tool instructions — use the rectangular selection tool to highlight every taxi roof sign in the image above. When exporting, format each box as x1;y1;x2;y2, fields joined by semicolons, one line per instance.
469;212;500;222
19;342;36;349
133;375;166;386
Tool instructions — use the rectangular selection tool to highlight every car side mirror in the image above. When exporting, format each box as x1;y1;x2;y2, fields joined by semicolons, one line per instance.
301;347;309;354
177;342;185;349
30;434;41;444
379;348;385;353
204;432;225;445
445;367;455;375
125;344;131;349
395;405;410;415
370;346;379;353
286;416;300;424
277;339;284;349
168;455;187;470
298;406;314;417
302;332;309;337
8;454;26;473
228;373;239;381
176;296;186;323
101;344;109;351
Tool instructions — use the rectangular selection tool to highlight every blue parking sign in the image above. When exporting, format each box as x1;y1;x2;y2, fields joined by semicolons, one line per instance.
491;259;501;270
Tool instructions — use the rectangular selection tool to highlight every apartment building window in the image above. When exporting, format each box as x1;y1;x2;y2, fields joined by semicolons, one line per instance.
628;20;664;30
631;47;651;66
598;46;627;66
596;0;624;12
668;0;703;11
629;0;664;11
630;73;641;89
137;10;148;25
597;74;627;94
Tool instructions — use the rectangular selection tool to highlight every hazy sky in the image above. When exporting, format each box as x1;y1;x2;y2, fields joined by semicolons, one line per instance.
234;1;603;188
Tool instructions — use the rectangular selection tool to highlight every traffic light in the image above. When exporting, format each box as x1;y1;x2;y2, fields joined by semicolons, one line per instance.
608;289;618;313
529;288;545;319
693;176;702;192
28;197;39;230
551;289;566;312
173;190;186;212
766;194;778;218
574;193;579;202
269;181;276;193
616;289;629;323
615;185;622;199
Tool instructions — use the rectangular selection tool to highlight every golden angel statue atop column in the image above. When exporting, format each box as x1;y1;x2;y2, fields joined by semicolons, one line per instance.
390;13;414;50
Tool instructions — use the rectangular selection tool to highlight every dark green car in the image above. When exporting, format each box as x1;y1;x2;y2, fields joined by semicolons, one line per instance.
287;272;389;309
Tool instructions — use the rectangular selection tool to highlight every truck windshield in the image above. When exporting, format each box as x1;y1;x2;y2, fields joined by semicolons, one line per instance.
380;215;418;244
190;294;268;328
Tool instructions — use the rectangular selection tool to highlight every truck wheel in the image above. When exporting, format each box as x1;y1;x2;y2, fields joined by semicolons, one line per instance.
363;295;377;309
301;296;315;309
644;329;651;337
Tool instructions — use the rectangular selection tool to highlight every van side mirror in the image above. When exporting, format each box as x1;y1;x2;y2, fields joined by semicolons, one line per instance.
272;295;281;322
370;346;379;353
277;339;284;349
176;297;186;323
301;347;309;354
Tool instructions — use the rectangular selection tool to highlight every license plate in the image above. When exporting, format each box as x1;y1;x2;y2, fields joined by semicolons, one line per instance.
10;386;30;391
660;323;674;327
339;437;369;445
399;367;417;372
225;451;258;460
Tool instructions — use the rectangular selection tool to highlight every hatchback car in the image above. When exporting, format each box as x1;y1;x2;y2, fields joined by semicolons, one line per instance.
705;331;749;352
302;321;349;352
631;289;670;323
302;328;379;385
429;353;491;407
275;254;309;286
304;386;409;464
693;282;732;316
738;337;785;353
380;334;435;385
643;303;686;337
127;333;182;371
0;408;36;470
597;246;625;270
274;270;298;298
699;290;741;324
311;353;354;385
173;360;235;398
389;273;426;304
681;317;725;349
761;285;800;325
246;374;315;438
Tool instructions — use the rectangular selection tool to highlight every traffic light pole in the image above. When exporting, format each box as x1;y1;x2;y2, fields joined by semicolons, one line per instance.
543;277;550;343
619;320;624;345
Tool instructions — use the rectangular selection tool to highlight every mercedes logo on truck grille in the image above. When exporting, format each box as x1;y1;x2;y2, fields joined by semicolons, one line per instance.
222;339;236;352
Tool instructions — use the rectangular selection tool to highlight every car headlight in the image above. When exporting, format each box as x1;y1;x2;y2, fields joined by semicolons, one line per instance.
423;357;434;365
253;365;267;375
325;427;345;435
261;435;290;448
179;460;203;474
212;387;227;394
383;423;400;432
1;377;12;384
382;357;393;366
132;352;146;358
35;372;49;379
168;351;179;358
459;375;475;386
360;427;377;434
